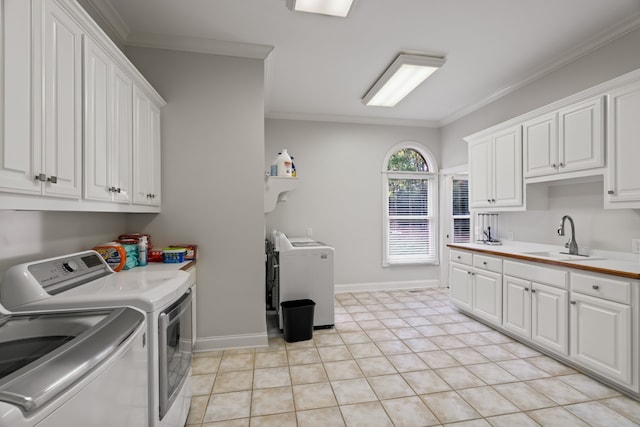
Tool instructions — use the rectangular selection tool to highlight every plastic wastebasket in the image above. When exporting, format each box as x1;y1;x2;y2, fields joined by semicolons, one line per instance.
281;299;316;342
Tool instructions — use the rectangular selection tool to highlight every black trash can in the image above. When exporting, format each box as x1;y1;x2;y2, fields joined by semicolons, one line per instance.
281;299;316;342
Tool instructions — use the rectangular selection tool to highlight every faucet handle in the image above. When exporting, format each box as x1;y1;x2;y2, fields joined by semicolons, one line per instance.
564;240;571;248
557;226;564;236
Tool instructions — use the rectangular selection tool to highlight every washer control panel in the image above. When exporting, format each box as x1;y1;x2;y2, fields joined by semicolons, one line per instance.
26;252;112;295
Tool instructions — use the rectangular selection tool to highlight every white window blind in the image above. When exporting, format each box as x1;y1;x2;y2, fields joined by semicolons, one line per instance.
452;178;470;243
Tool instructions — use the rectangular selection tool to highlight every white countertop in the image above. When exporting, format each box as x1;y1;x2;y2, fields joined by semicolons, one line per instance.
448;241;640;279
118;260;194;274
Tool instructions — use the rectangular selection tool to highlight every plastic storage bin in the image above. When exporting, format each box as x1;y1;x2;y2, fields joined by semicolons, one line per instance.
281;299;315;342
163;247;186;263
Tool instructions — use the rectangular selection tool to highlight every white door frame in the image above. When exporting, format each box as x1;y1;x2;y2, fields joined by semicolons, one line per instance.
439;165;468;287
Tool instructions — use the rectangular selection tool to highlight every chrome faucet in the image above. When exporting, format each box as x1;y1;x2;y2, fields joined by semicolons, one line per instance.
557;215;579;255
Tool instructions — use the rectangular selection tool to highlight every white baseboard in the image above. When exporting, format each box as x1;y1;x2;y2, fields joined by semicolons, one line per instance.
335;279;441;293
195;332;268;352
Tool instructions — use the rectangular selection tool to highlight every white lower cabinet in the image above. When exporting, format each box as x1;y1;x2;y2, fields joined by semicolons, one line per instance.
473;269;502;325
450;262;473;311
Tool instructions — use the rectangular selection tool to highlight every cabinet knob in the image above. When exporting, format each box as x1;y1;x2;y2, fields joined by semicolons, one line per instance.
524;287;529;292
482;261;487;265
34;173;47;182
487;199;491;203
552;163;557;168
467;271;472;275
531;289;536;293
457;256;461;260
491;198;496;203
559;162;565;167
592;285;599;290
47;176;57;184
570;300;576;305
608;190;614;195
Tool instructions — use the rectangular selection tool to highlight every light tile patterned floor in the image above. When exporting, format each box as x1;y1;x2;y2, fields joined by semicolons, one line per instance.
186;288;640;426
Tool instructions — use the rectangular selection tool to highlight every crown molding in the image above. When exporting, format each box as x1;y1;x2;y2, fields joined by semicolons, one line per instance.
439;12;640;127
83;0;130;46
266;111;439;128
126;32;274;60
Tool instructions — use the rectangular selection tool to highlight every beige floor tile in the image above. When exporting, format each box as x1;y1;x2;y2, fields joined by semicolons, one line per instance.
430;335;467;349
351;312;377;321
258;337;286;352
403;316;432;327
498;342;541;358
335;321;362;333
336;313;355;323
527;406;590;427
402;370;451;394
420;391;481;424
478;331;513;344
324;359;364;381
313;333;344;347
455;333;492;347
355;356;398;377
253;366;291;389
387;353;430;372
557;373;620;399
492;382;555;411
602;396;640;423
443;419;490;426
391;327;424;339
394;309;419;318
194;350;224;358
473;345;518;362
446;348;490;365
249;412;297;427
296;406;345;427
457;386;519;417
317;345;353;362
192;374;216;396
440;323;473;335
376;339;413;355
292;382;338;410
218;353;255;372
525;355;577;376
347;342;384;359
466;363;518;385
565;401;638;427
497;359;551;380
414;308;440;317
213;370;253;393
289;363;328;385
331;378;378;405
202;419;249;427
186;395;209;425
381;317;411;329
339;331;372;344
251;386;294;416
425;314;453;324
254;350;287;368
381;396;440;427
436;366;485;389
345;304;369;313
526;378;590;405
287;347;321;365
204;391;252;423
285;339;315;349
192;356;222;374
404;337;440;352
485;412;539;427
368;374;416;399
416;325;448;337
224;348;256;355
417;350;460;369
460;321;492;333
365;329;398;342
339;401;394;427
357;319;387;330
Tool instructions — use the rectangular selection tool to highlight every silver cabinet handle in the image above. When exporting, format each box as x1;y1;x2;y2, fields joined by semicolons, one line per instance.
592;285;599;290
491;198;496;203
570;301;576;305
607;190;614;195
46;176;57;183
524;287;529;292
531;289;536;293
34;173;46;182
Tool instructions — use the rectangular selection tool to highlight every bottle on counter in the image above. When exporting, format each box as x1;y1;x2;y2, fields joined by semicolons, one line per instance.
270;157;278;176
276;149;292;177
138;236;148;266
291;156;296;177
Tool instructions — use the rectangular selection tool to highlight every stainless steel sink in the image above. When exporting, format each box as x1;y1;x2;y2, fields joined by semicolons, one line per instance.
522;251;604;261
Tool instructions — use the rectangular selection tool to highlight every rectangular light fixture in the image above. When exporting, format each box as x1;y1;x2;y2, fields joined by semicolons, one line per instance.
286;0;356;17
362;54;445;107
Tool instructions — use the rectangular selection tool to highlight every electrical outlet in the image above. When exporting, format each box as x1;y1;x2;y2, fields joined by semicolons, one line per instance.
307;227;313;237
632;239;640;254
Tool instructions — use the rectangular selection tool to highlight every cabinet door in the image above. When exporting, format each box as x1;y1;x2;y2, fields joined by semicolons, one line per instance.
570;292;631;385
502;275;530;338
523;112;558;178
83;37;112;201
0;0;41;195
148;102;161;206
606;80;640;207
133;87;151;205
449;262;473;311
558;96;604;173
42;0;82;198
473;269;502;325
111;67;132;203
468;138;492;208
531;282;567;355
493;125;522;207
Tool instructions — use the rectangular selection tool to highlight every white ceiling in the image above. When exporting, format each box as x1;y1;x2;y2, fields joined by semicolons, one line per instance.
91;0;640;127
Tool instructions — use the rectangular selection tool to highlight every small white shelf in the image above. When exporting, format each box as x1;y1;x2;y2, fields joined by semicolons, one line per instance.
265;176;298;213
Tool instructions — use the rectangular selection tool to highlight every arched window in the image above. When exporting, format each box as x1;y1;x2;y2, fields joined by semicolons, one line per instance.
382;143;438;266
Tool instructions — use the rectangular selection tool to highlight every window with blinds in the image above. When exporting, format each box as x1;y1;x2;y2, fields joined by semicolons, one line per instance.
383;147;437;265
452;178;470;243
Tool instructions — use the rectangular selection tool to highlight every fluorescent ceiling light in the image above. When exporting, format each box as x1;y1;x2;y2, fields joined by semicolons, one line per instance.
286;0;356;17
362;54;445;107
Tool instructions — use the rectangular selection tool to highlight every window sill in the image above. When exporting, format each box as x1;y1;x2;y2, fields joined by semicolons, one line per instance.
383;260;439;267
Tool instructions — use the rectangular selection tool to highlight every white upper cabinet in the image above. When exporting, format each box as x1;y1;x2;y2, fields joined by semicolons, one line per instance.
84;37;132;203
133;88;161;206
468;125;523;210
605;80;640;208
523;96;604;180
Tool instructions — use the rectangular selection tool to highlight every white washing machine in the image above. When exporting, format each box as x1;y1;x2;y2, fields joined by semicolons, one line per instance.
0;251;194;427
271;231;335;329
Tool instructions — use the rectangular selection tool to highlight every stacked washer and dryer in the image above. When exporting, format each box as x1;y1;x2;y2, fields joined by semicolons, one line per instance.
269;231;335;329
0;251;195;427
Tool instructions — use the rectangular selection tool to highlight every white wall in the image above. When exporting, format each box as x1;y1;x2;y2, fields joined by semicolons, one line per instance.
0;211;127;277
265;119;442;290
125;47;268;349
441;26;640;252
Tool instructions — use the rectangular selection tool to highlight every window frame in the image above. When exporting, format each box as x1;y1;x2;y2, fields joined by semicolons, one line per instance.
451;175;471;244
382;142;438;267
